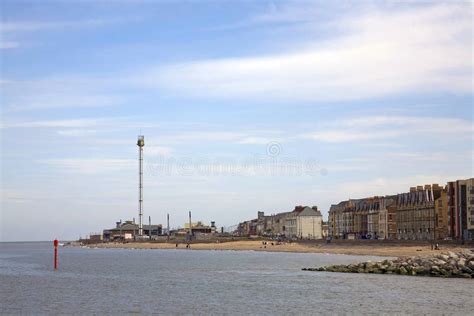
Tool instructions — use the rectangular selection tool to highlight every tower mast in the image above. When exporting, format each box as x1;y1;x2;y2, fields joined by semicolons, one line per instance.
137;135;145;237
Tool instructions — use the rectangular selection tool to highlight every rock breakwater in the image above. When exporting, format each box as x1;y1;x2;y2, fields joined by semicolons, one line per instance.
303;250;474;278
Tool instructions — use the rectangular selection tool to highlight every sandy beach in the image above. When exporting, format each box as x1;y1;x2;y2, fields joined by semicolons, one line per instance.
85;240;474;257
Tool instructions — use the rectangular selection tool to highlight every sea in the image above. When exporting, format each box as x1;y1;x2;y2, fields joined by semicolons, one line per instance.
1;242;473;315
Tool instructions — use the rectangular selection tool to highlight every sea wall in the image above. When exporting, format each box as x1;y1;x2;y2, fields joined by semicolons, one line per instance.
303;250;474;278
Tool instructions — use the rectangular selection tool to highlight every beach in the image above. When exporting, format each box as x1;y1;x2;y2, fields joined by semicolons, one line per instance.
85;240;473;257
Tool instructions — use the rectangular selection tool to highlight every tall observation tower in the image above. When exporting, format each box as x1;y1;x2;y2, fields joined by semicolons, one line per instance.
137;135;145;237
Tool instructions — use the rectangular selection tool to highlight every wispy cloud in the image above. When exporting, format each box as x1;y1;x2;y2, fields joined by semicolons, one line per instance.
0;18;123;33
0;41;19;49
39;158;136;174
303;115;473;143
150;3;471;101
2;77;125;112
149;131;282;146
56;129;98;137
146;146;173;156
2;118;110;129
338;174;469;200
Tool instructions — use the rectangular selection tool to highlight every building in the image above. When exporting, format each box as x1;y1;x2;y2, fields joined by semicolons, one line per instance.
329;196;395;240
237;205;323;239
329;199;368;239
367;196;396;240
435;188;449;240
103;220;162;241
285;206;323;239
328;178;473;241
265;212;292;236
184;221;213;234
387;202;398;240
322;222;329;238
329;201;346;238
447;178;474;240
396;184;443;240
468;179;474;240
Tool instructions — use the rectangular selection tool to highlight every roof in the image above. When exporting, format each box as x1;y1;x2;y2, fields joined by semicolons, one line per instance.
297;206;322;217
105;223;162;232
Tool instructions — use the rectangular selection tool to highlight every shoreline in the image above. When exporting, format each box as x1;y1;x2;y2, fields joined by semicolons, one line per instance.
80;240;473;257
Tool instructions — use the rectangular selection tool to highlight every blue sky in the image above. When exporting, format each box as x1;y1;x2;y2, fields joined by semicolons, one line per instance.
1;0;472;241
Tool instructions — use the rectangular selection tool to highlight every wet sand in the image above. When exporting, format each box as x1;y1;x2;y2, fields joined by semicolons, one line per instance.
86;240;473;257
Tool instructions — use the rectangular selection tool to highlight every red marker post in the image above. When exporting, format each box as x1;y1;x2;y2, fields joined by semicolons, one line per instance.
53;239;59;270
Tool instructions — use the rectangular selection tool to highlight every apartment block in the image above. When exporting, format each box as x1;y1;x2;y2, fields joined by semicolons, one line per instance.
447;178;474;240
396;184;443;240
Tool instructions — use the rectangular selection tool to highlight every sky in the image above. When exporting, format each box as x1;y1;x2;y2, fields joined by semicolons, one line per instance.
0;0;472;241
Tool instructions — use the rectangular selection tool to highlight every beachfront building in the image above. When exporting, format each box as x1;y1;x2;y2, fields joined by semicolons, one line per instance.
328;199;365;239
435;189;449;240
353;200;368;239
467;179;474;240
183;221;214;234
322;222;329;238
285;206;323;239
103;220;162;241
367;196;396;240
328;178;473;241
396;184;443;240
328;201;345;238
387;202;398;240
329;196;395;240
237;206;323;239
447;178;474;241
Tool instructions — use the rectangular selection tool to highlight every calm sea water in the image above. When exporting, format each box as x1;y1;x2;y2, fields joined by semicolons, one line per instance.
1;242;473;315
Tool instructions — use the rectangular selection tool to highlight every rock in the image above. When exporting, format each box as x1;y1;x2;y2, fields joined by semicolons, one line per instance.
458;273;472;279
414;266;428;275
439;254;450;261
461;266;473;274
302;250;473;278
447;251;458;260
467;260;474;270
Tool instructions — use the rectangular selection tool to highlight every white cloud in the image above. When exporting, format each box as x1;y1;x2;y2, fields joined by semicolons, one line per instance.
146;146;173;156
6;94;120;112
151;131;277;145
0;41;19;49
2;77;124;111
303;115;473;143
57;129;98;137
150;3;471;101
306;130;399;142
39;158;136;174
2;118;108;129
338;174;469;200
0;18;121;33
237;136;281;145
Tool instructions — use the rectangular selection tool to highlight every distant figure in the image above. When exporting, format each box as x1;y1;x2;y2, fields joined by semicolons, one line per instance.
435;243;439;250
176;243;178;248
